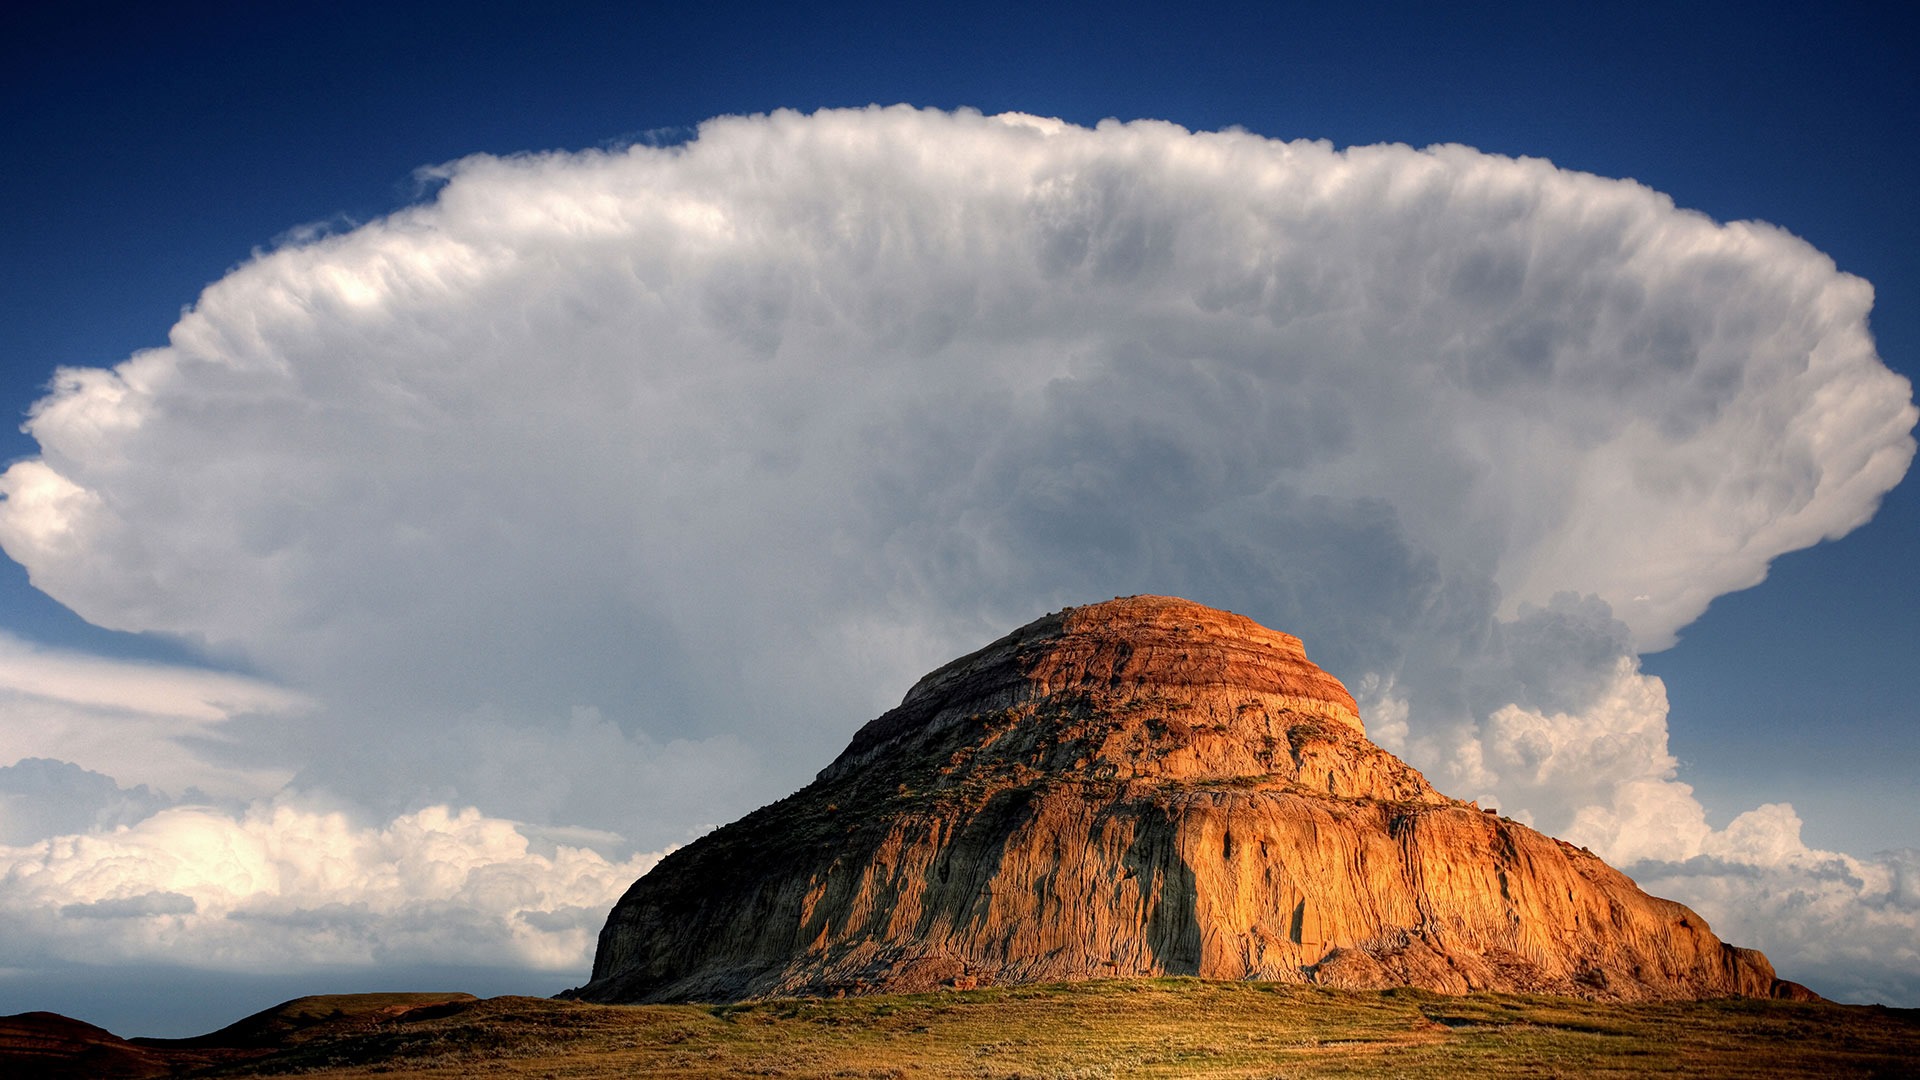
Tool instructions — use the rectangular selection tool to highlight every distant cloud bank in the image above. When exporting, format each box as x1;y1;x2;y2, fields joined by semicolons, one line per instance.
0;794;659;972
0;107;1912;999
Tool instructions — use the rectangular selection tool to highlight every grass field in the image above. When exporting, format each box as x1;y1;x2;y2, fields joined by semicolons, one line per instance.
173;978;1919;1079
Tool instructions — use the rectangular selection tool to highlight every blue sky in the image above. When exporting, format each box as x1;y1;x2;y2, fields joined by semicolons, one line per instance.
1;0;1915;1033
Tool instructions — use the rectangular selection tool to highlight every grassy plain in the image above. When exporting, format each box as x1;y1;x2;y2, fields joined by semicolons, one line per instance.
176;978;1917;1079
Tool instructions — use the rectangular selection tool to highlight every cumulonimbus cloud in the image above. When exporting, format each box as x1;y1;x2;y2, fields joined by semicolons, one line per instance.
0;106;1912;997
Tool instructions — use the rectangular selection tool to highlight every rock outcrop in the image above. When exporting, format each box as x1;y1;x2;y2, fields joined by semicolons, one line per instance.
572;596;1800;1004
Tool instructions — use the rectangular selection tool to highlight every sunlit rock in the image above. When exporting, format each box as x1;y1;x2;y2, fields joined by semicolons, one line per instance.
572;596;1798;1003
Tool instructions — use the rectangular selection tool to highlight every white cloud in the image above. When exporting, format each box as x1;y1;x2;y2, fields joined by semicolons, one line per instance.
1632;820;1920;1006
4;110;1906;716
0;798;661;971
0;759;172;846
0;632;305;722
0;107;1911;996
0;632;305;799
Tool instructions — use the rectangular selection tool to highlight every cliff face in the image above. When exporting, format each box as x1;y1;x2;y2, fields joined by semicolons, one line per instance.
573;596;1797;1004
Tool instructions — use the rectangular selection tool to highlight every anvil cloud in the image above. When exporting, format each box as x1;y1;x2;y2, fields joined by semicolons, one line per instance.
0;107;1912;999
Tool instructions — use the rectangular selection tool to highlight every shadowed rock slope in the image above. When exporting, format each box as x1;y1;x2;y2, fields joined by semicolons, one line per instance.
572;596;1806;1005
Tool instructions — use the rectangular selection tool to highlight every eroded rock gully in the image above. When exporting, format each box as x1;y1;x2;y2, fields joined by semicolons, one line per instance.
571;596;1806;1004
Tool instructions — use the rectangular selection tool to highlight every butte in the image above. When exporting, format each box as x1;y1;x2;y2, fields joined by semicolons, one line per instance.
568;595;1808;1003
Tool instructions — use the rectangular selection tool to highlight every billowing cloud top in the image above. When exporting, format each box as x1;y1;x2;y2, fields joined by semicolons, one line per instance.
4;110;1908;694
0;107;1913;1000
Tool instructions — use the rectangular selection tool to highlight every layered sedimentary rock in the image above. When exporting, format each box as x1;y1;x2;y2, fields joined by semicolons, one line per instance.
572;596;1802;1004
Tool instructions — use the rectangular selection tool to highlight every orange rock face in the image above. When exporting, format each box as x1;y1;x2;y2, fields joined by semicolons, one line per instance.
572;596;1796;1004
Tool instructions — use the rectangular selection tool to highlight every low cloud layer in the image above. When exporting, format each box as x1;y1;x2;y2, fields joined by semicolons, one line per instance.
0;632;305;801
1634;826;1920;1006
0;107;1912;999
0;797;660;972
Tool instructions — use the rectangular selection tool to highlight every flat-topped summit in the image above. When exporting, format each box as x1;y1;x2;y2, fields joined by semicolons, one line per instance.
571;597;1805;1005
821;595;1367;787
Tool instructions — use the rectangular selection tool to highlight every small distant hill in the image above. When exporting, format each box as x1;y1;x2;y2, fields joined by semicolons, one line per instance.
0;1010;175;1079
134;991;478;1050
0;993;476;1079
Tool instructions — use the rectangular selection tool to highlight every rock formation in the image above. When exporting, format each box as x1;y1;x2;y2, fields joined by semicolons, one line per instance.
572;596;1805;1004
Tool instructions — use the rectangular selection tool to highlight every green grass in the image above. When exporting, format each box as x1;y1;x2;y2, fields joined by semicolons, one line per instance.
188;979;1919;1078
